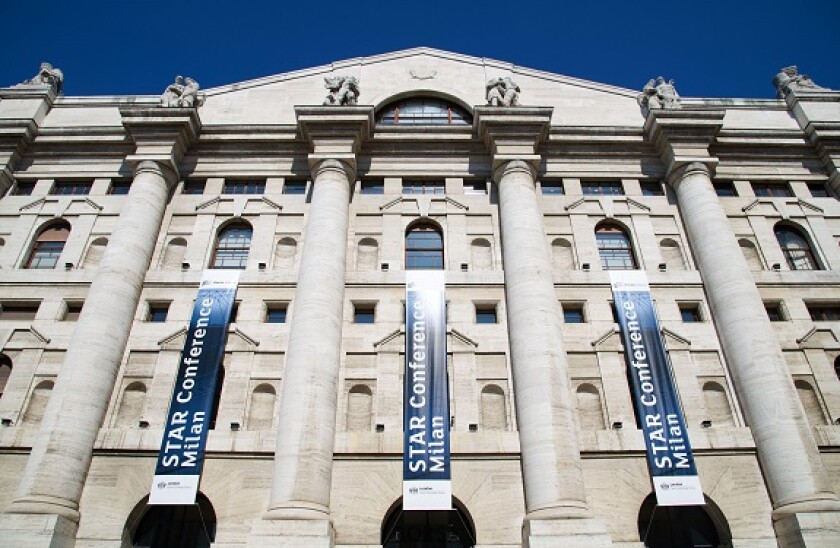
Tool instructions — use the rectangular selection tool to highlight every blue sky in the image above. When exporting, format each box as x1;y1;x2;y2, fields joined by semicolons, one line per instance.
2;1;838;99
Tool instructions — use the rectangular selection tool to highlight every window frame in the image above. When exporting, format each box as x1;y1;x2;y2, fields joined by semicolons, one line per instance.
402;181;445;195
562;303;585;324
540;181;565;195
353;303;376;324
582;181;624;196
223;180;266;195
25;222;71;269
0;302;40;321
595;224;637;270
10;181;35;196
405;224;444;270
807;304;840;322
146;302;170;323
181;179;206;195
211;222;253;270
475;304;499;324
108;179;132;195
713;182;738;197
752;182;793;198
282;180;307;195
62;301;84;321
640;181;665;197
376;97;472;126
265;302;288;324
359;180;384;195
774;224;820;271
50;181;92;196
678;303;702;323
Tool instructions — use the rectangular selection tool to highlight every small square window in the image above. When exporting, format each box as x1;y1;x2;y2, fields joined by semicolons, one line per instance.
807;182;831;198
354;304;375;324
182;180;206;195
224;180;266;195
765;302;784;322
360;180;384;195
0;302;40;320
108;180;132;195
807;304;840;321
283;180;307;195
10;182;35;196
63;302;84;321
403;181;444;195
50;181;91;196
475;305;498;324
679;304;702;323
147;303;170;323
265;303;287;323
464;180;487;195
562;304;585;323
582;182;624;196
541;181;565;195
752;182;792;198
713;182;737;197
641;181;665;196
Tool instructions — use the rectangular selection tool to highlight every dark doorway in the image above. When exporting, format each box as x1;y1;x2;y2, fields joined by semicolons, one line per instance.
130;493;216;548
381;498;476;547
638;493;732;548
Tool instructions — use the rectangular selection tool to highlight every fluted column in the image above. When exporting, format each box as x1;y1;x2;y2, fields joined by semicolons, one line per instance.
8;159;177;520
265;158;353;519
670;162;840;514
496;159;590;517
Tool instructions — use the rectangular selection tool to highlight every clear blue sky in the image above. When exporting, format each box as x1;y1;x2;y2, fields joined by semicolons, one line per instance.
2;1;838;99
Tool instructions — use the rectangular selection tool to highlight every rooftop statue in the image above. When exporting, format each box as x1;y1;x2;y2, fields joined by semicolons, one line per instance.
160;76;205;107
772;66;826;98
638;76;681;111
486;76;520;106
323;76;359;106
13;62;64;94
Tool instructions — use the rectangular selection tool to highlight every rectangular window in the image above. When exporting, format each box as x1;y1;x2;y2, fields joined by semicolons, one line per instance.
475;305;498;324
541;181;565;195
463;180;487;195
353;304;375;324
679;304;702;323
265;303;288;323
807;304;840;321
108;180;132;195
50;181;91;196
807;182;831;198
147;303;170;323
10;182;35;196
283;180;307;195
640;181;665;196
765;302;784;322
713;182;737;197
582;181;624;196
403;181;445;195
182;179;206;195
752;182;792;198
562;303;585;323
63;302;84;321
0;302;40;321
360;180;384;195
223;180;266;195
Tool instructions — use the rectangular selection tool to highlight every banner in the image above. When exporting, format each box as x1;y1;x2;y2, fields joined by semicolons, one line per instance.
149;270;239;505
610;271;704;506
403;270;451;511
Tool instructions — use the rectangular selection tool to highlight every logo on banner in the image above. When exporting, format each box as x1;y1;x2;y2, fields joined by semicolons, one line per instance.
403;270;451;511
149;270;239;505
610;271;704;506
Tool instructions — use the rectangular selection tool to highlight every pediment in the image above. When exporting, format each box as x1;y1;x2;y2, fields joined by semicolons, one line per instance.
197;48;644;128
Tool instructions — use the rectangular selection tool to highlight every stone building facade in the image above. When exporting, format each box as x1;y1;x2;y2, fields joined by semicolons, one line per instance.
0;48;838;547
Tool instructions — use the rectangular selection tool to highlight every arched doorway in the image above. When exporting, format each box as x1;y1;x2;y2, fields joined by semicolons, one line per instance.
381;497;476;547
638;493;732;548
127;493;216;548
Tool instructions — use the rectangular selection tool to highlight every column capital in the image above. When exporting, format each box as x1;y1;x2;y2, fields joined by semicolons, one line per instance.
643;108;724;183
493;159;537;184
295;105;374;178
782;88;840;192
120;106;202;182
474;106;552;172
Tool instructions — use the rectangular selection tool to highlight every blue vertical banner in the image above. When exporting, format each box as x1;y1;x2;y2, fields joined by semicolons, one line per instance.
610;271;704;506
149;270;239;505
403;270;451;511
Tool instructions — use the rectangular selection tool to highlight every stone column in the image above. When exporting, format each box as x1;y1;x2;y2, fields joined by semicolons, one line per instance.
646;108;840;546
251;107;371;547
476;107;611;547
0;107;199;547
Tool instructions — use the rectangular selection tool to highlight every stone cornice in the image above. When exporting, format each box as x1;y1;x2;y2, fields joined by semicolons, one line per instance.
120;107;202;178
643;109;725;181
474;106;552;171
295;105;374;178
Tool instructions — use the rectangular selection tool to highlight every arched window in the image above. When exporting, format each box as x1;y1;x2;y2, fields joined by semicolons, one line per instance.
0;354;12;399
130;492;216;548
377;97;471;126
247;384;276;430
480;384;507;430
212;222;252;269
775;224;820;270
406;224;444;270
83;237;108;269
595;224;636;270
382;497;476;547
25;221;70;269
638;493;732;548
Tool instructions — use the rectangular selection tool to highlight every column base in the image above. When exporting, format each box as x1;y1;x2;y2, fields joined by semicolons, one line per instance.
773;511;840;548
0;513;78;548
524;516;613;548
247;517;334;547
